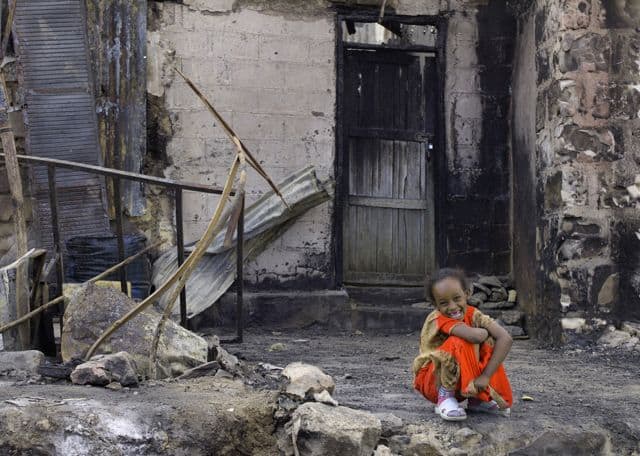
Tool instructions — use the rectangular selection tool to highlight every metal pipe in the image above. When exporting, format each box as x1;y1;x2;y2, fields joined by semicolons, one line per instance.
0;153;230;195
112;176;127;294
236;195;244;342
175;188;187;328
47;165;63;298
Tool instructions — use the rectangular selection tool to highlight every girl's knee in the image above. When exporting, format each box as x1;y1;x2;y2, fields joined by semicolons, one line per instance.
446;335;475;349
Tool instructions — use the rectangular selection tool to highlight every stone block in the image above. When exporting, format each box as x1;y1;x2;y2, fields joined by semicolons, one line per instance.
611;33;640;81
559;32;611;73
560;169;587;206
558;124;619;161
609;84;640;120
596;272;619;307
70;352;139;387
560;0;591;30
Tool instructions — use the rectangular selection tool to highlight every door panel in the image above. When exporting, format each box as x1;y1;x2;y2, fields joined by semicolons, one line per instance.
343;49;436;286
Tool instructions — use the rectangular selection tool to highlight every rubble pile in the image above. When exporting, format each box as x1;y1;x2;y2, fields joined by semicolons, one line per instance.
467;276;526;337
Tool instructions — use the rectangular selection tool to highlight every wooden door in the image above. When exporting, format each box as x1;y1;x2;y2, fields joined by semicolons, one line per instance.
343;49;436;286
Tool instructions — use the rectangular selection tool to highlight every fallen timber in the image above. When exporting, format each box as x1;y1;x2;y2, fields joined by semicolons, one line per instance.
152;166;332;320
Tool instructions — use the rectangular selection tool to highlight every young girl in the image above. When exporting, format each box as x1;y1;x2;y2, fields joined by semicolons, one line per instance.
413;268;513;421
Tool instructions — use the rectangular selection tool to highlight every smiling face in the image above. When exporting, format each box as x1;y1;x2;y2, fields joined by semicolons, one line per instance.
432;277;469;320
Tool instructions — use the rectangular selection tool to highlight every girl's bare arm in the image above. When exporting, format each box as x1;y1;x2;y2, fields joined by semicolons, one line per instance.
450;323;489;344
474;322;512;389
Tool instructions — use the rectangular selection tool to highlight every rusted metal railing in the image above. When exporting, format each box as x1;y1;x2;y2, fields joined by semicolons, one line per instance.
0;153;245;340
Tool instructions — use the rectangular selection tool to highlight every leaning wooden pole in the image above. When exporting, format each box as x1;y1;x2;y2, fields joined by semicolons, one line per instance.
0;2;30;348
84;157;241;360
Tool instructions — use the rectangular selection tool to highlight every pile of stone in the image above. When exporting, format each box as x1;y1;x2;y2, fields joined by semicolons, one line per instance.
468;275;526;337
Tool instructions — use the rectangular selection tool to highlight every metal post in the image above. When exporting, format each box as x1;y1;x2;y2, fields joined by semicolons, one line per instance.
235;195;244;342
112;176;127;294
175;188;187;328
47;165;63;298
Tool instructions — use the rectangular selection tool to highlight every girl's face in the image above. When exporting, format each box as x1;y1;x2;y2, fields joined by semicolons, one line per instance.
432;277;468;320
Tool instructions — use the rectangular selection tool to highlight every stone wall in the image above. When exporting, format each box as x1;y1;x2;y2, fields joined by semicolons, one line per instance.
513;0;640;342
146;0;515;290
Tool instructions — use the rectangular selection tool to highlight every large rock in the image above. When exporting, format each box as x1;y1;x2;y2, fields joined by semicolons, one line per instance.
280;403;381;456
0;350;44;377
71;352;138;387
281;362;335;399
61;283;208;379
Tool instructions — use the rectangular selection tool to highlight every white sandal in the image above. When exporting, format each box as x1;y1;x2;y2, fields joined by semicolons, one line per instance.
434;397;467;421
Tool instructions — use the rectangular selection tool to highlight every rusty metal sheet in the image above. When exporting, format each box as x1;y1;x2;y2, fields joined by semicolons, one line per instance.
86;0;147;217
13;0;111;248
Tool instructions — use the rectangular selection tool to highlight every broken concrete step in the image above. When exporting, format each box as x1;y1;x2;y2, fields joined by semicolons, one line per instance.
189;290;351;331
351;306;428;333
345;286;425;307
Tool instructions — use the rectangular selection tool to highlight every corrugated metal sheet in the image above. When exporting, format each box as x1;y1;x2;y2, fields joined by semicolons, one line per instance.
13;0;111;248
152;167;332;319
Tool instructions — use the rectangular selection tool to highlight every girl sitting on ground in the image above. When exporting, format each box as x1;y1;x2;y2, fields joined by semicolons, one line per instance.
413;268;513;421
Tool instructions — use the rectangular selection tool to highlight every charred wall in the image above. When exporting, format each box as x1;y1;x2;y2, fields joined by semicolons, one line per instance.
442;1;515;276
512;0;640;342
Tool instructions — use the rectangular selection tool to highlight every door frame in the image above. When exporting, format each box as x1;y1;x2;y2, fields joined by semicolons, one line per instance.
334;10;448;288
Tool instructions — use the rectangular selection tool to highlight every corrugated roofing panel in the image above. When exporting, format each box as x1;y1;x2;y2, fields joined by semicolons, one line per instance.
14;0;111;247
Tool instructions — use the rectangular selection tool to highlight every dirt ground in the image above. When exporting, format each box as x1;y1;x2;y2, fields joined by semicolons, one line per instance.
1;327;639;455
219;327;640;453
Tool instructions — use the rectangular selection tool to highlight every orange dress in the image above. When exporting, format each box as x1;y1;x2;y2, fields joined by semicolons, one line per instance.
412;305;513;407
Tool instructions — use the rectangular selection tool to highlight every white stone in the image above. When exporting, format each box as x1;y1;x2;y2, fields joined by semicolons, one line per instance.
282;362;335;399
561;317;586;331
627;184;640;200
313;390;339;407
373;444;395;456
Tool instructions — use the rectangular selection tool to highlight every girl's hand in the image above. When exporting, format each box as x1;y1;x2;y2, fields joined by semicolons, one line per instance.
473;374;491;391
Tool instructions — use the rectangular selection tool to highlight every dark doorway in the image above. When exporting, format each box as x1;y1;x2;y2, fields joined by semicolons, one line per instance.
337;18;440;287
